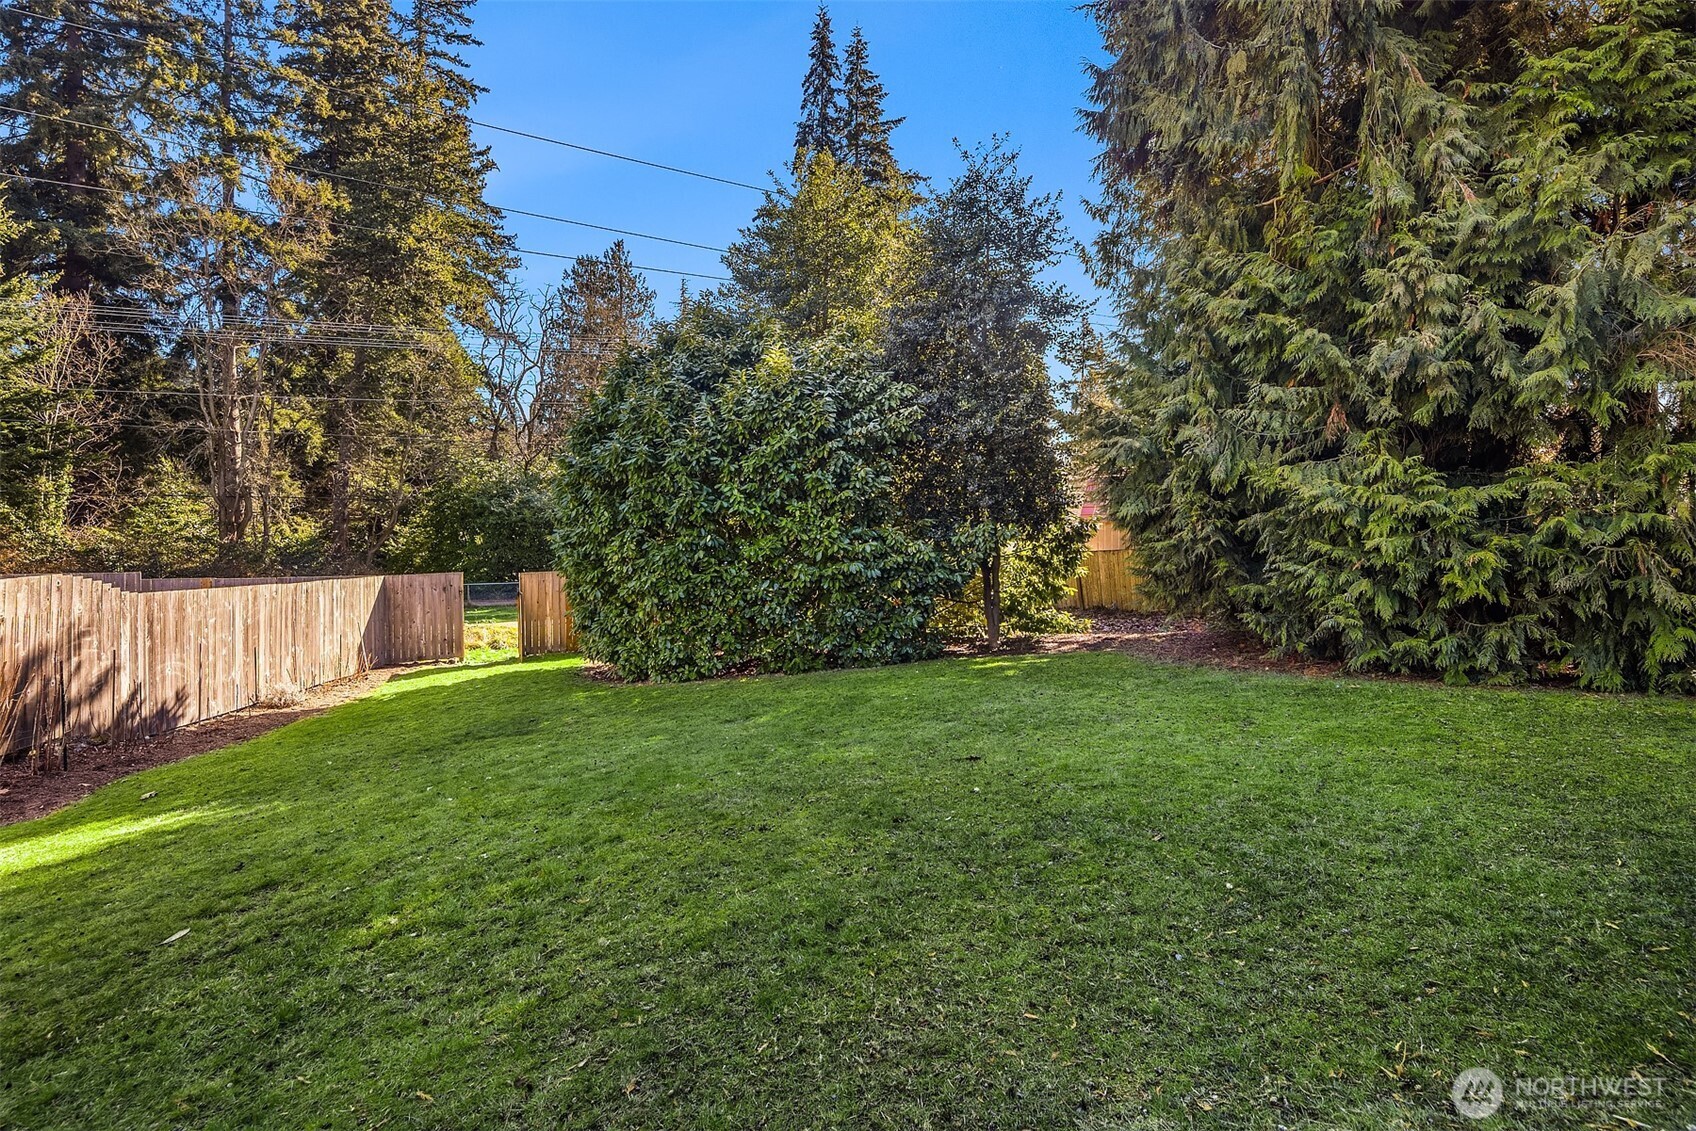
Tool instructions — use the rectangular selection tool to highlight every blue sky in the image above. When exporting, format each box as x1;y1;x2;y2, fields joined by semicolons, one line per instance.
466;1;1109;315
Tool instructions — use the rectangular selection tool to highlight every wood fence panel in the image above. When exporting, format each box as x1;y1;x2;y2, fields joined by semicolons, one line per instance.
0;571;463;758
1058;548;1158;613
518;571;578;658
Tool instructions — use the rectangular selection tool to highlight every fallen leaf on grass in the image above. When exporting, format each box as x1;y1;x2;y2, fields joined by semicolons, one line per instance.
159;929;189;946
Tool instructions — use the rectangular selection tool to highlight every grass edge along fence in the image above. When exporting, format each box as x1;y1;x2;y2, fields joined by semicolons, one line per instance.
0;572;463;763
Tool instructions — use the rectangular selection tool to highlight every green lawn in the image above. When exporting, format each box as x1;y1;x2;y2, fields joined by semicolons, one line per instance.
464;603;517;624
1;653;1692;1129
464;604;518;662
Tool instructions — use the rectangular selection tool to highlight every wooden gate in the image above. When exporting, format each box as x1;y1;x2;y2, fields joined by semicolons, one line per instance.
517;571;578;658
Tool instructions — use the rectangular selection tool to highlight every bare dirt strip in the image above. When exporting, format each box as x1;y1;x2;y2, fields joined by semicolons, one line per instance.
0;668;397;826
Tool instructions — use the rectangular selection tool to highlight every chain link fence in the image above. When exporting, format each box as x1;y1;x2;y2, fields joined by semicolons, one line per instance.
464;581;519;607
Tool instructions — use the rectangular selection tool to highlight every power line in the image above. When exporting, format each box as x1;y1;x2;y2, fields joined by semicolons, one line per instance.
0;103;733;255
0;168;731;280
0;2;767;195
467;121;765;193
30;387;494;405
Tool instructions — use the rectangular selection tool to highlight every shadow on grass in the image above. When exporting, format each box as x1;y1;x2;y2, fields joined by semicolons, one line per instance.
0;803;260;884
0;646;1694;1129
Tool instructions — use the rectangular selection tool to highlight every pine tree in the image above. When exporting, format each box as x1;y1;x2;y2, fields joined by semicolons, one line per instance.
285;0;511;566
1079;0;1696;689
0;0;173;299
140;0;326;552
840;26;902;188
727;150;915;342
793;4;841;161
885;140;1085;648
535;240;656;446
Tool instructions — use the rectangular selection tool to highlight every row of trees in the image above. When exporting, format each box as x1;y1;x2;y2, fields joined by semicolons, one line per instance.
6;0;1094;673
1076;0;1696;690
0;0;647;577
558;7;1091;673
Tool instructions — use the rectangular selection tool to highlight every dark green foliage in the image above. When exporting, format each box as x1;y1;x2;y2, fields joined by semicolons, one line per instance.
793;4;842;160
86;458;221;576
1080;0;1696;689
0;0;171;300
933;518;1091;638
385;459;557;582
840;26;902;188
0;209;48;518
0;0;518;576
285;0;511;566
555;311;962;681
887;140;1086;645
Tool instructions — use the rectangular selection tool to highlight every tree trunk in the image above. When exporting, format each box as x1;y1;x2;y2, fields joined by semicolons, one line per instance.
209;0;250;548
330;405;354;566
982;546;1002;650
54;23;93;298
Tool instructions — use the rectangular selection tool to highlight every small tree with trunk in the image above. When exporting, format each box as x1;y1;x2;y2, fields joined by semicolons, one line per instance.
886;140;1086;648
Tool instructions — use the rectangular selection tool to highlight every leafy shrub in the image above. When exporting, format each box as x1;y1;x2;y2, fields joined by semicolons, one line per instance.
85;460;220;576
1231;444;1696;690
386;460;557;582
0;471;73;573
556;312;964;681
933;520;1092;638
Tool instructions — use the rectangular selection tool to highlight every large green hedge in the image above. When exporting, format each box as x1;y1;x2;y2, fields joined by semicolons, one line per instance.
1080;0;1696;690
555;312;962;681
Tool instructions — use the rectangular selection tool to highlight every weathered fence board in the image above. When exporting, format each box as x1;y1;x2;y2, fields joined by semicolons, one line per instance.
0;571;463;758
1059;548;1156;612
518;571;578;658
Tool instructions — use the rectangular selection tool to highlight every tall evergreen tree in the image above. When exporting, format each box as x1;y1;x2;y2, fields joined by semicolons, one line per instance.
537;240;655;444
793;4;841;161
0;0;188;554
840;26;901;188
142;0;326;552
0;0;171;299
727;150;915;343
885;140;1085;648
1079;0;1696;689
285;0;511;565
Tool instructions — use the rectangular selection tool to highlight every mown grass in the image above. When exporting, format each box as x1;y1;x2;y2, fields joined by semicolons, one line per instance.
0;653;1692;1129
464;603;518;625
463;604;518;662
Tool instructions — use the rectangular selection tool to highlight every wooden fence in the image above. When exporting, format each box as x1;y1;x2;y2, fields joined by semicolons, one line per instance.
517;571;578;658
1059;548;1156;612
0;572;463;760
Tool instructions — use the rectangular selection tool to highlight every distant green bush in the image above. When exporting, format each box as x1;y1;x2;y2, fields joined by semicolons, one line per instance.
386;460;558;583
83;460;221;576
933;520;1092;638
556;312;963;681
